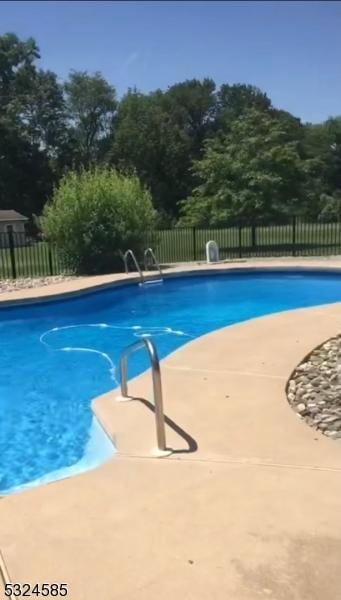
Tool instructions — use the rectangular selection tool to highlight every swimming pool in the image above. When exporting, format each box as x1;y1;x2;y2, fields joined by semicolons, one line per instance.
1;268;341;494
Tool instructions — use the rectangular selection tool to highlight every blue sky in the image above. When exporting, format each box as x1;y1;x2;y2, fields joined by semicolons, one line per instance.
1;0;340;123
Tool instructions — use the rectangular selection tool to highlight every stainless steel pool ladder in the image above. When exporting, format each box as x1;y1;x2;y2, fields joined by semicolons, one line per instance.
122;248;163;285
122;249;145;285
143;248;163;283
117;338;170;456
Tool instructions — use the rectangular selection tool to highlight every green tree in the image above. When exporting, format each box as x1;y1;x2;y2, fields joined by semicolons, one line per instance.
0;33;39;119
0;121;52;216
215;84;272;132
40;168;156;274
112;80;216;216
163;78;216;147
0;31;338;227
0;33;55;216
22;70;67;157
111;88;188;215
179;109;311;226
319;191;341;222
304;117;341;191
64;71;116;166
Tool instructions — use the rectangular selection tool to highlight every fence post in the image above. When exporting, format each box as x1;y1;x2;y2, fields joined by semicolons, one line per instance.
238;225;242;258
48;245;54;276
251;222;257;249
8;229;16;279
192;227;197;261
292;216;297;257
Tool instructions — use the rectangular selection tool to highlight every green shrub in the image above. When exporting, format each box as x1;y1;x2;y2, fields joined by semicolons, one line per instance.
40;168;157;274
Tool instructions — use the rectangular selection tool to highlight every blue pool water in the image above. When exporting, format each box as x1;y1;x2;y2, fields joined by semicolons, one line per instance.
1;268;341;494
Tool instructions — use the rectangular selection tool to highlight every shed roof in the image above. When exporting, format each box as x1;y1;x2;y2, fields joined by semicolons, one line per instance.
0;210;28;222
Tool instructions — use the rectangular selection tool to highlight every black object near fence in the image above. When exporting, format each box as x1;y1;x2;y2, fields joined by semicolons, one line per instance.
1;218;341;279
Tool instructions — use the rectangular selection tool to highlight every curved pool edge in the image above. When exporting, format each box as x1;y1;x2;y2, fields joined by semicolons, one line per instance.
91;300;341;467
2;299;341;499
1;257;341;307
2;298;341;600
2;260;341;497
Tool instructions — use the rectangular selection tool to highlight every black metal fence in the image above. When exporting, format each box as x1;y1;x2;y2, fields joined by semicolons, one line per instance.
1;219;341;280
155;219;341;263
0;231;67;279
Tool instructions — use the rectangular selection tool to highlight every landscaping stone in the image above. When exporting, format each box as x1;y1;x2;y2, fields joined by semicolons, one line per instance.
287;334;341;440
0;275;77;293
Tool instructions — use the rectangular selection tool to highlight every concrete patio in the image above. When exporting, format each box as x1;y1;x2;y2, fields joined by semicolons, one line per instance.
1;260;341;599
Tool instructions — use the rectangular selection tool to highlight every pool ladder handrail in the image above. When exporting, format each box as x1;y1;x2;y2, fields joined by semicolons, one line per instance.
143;247;163;283
117;337;170;456
122;249;145;285
122;248;163;285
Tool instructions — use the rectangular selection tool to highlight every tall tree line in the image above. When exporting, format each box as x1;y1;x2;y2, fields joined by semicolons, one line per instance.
1;33;341;225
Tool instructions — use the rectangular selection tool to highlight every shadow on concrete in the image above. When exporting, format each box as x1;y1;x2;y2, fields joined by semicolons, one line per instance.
133;396;198;454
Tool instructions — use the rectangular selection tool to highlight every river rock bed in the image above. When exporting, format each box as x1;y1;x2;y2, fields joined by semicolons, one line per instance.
287;335;341;439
